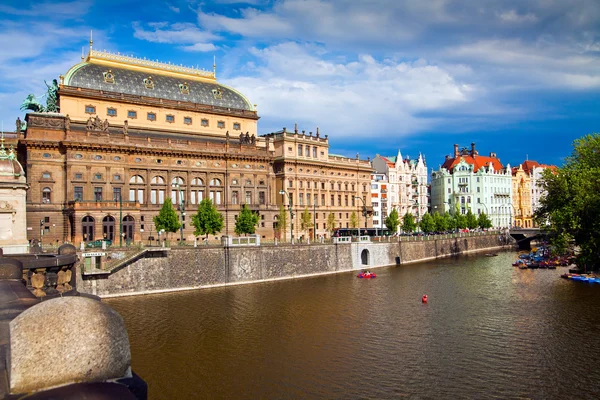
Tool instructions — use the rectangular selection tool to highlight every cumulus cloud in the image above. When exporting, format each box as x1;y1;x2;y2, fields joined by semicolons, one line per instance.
223;43;475;137
132;21;218;45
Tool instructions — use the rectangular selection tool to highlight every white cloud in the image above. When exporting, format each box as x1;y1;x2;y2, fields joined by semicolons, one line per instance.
132;21;218;45
497;10;537;23
181;43;217;52
223;43;475;137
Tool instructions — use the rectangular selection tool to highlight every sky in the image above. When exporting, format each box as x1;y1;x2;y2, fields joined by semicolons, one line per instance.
0;0;598;169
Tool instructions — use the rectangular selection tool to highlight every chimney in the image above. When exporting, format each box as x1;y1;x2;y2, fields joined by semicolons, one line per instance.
445;155;449;160
453;144;459;157
283;127;287;133
471;142;476;156
294;123;298;134
490;152;497;158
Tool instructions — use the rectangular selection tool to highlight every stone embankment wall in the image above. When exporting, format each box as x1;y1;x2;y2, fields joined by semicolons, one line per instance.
79;234;505;298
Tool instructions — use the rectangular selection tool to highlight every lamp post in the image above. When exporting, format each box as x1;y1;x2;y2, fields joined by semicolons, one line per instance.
313;200;317;240
173;183;185;243
279;190;294;242
119;192;123;247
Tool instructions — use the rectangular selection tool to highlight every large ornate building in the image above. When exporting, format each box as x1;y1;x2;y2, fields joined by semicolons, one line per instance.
430;143;512;228
511;164;533;228
17;46;372;245
372;151;428;226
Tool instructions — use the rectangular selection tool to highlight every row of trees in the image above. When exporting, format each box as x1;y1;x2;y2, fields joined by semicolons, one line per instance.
384;209;493;234
153;198;259;240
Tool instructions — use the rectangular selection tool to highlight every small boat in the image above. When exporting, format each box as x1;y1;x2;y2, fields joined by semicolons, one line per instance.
486;253;498;257
357;272;376;279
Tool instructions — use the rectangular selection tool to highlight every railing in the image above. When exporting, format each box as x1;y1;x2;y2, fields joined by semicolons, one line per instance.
333;237;351;244
222;235;260;247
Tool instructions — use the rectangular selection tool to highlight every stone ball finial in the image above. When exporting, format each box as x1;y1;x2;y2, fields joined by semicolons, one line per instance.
0;257;23;280
9;297;132;394
58;243;77;256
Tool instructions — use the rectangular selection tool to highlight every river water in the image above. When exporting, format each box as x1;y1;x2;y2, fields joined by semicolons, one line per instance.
107;251;600;399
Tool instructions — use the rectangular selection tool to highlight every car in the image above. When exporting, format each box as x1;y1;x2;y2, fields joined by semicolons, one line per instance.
86;239;112;248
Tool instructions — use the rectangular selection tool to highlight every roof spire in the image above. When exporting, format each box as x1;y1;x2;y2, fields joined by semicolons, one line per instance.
213;55;216;79
81;46;85;61
89;30;93;54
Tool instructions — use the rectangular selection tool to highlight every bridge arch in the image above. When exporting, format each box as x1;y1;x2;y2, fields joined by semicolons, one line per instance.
361;249;370;265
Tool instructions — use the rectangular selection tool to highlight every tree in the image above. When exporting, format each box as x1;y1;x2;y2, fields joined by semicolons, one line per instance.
454;211;467;230
153;198;181;239
535;133;600;269
477;212;493;229
466;209;479;230
350;211;359;233
277;204;288;241
191;198;224;240
385;208;400;233
402;212;417;233
326;212;337;235
300;207;313;237
235;204;260;236
419;212;435;233
444;212;456;232
433;212;448;232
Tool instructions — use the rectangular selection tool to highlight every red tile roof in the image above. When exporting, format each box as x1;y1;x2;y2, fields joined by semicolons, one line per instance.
519;160;557;174
442;155;504;173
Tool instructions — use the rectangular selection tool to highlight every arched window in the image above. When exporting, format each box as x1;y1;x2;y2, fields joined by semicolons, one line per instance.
209;178;222;204
171;177;186;205
191;178;204;186
129;175;144;184
82;216;95;242
42;187;51;204
151;176;166;204
190;178;204;204
102;216;115;242
172;176;184;186
123;216;135;241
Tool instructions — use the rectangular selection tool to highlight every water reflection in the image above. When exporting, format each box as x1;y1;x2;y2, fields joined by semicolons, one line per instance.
107;252;600;399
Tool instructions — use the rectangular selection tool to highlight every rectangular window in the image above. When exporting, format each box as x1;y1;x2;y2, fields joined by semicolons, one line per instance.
314;194;318;205
201;119;209;127
217;121;225;129
313;147;317;158
113;187;121;201
85;105;96;114
345;195;348;206
151;189;157;204
305;145;310;157
259;191;265;205
158;190;165;204
166;115;175;123
338;195;342;206
137;189;144;204
94;187;103;202
233;122;241;130
107;107;117;117
184;117;192;125
298;145;303;156
307;194;311;206
352;197;355;207
232;191;238;204
129;189;135;202
147;112;156;121
75;173;83;180
128;110;137;119
321;194;325;206
299;181;303;189
245;191;252;204
74;186;83;201
299;193;304;206
330;194;334;205
289;180;293;188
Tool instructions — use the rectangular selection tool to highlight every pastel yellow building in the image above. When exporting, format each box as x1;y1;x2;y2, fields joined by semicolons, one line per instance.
511;164;533;228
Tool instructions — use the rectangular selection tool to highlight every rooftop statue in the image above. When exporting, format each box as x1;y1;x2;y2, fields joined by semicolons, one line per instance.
20;78;60;113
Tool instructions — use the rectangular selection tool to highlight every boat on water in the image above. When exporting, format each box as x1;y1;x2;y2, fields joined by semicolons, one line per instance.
561;273;600;283
357;272;376;279
486;253;499;257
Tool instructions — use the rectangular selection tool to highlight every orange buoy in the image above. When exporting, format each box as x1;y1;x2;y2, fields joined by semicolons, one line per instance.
422;295;428;303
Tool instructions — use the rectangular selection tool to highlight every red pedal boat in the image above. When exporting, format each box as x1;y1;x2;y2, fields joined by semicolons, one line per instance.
357;272;376;279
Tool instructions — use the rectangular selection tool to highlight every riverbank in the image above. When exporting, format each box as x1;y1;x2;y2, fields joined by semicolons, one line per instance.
78;232;509;298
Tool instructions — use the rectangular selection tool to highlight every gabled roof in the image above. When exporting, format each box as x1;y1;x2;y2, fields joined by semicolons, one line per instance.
442;155;504;173
520;160;557;174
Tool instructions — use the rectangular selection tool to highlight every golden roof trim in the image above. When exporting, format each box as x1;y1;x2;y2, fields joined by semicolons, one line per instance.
87;50;216;81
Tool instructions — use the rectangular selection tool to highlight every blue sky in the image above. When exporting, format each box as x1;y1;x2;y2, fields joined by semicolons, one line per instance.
0;0;598;169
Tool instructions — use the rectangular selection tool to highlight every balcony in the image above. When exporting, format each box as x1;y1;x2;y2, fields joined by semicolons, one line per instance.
67;200;141;211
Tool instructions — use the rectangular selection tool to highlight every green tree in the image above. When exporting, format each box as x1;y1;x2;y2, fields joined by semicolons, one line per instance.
326;212;337;235
235;204;260;236
419;212;435;233
477;212;493;229
444;211;456;232
433;212;448;232
384;208;400;233
153;198;181;239
191;198;224;240
350;211;359;233
454;211;467;230
277;204;288;241
401;212;417;233
535;133;600;269
300;207;313;237
465;209;479;230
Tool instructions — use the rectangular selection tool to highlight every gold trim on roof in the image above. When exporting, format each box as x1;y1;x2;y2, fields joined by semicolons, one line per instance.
88;50;216;80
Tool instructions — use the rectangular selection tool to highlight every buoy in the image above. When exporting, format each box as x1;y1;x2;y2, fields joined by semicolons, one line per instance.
422;295;428;303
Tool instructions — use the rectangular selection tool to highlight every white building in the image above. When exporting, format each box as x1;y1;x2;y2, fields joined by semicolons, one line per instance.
0;141;29;254
372;151;428;228
430;143;512;228
370;173;388;231
523;161;556;213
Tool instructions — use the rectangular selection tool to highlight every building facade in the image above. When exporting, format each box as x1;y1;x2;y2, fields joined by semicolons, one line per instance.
430;143;512;228
370;173;388;231
17;48;372;245
372;151;428;228
0;140;29;254
511;164;533;228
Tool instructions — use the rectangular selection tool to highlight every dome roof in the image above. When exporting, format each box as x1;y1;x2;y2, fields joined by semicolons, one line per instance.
0;148;24;178
63;61;254;111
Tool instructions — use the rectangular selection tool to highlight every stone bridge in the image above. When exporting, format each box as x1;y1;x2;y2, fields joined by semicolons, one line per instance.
509;228;546;250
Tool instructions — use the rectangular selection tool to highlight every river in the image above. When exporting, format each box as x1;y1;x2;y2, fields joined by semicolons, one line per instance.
107;251;600;399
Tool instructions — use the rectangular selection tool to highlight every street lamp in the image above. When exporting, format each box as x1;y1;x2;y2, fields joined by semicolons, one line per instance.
173;183;185;243
313;199;317;240
279;190;294;242
355;196;367;236
118;192;123;247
